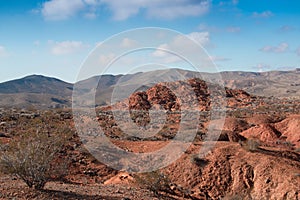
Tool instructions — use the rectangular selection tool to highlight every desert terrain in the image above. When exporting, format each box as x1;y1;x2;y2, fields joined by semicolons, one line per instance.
0;70;299;199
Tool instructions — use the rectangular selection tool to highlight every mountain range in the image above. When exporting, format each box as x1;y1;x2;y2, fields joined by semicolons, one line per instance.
0;68;300;109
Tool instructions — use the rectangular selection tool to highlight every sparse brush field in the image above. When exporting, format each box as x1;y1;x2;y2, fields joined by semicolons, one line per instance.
0;96;299;199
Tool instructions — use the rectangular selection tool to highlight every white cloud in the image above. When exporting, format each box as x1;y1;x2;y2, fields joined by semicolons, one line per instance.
155;31;210;54
152;44;182;63
30;8;40;15
254;63;271;72
198;23;219;32
232;0;239;5
120;38;139;48
40;0;210;20
152;44;169;58
41;0;85;20
226;26;241;33
49;40;88;55
84;12;97;19
279;25;295;32
146;1;210;20
99;53;116;66
260;42;289;53
219;0;238;6
98;53;137;67
84;0;100;6
199;24;240;33
83;0;101;19
33;40;40;46
186;32;210;47
0;46;9;57
252;11;273;18
41;0;102;20
152;32;211;63
209;56;230;62
101;0;211;20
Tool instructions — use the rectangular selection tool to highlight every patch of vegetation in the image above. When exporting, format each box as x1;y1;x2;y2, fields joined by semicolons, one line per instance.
240;139;260;152
190;154;209;167
0;130;70;190
133;170;172;198
223;193;248;200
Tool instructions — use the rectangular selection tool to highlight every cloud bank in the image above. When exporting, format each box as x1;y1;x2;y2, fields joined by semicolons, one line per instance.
260;42;289;53
41;0;211;20
49;41;88;55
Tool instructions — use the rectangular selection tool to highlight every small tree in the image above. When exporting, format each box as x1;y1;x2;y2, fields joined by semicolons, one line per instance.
134;170;172;197
0;130;69;190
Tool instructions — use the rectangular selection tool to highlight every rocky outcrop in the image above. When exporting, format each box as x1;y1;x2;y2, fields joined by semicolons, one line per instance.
128;78;255;112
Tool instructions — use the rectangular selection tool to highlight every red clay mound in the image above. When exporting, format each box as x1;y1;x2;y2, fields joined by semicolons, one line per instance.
163;142;300;199
240;124;281;145
222;117;250;132
128;79;210;111
208;117;249;142
225;88;253;108
275;115;300;148
124;78;256;112
246;114;276;125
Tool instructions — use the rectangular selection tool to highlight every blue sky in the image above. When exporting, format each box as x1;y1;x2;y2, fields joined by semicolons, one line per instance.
0;0;300;83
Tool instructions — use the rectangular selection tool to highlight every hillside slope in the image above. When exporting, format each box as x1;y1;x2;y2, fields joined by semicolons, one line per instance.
1;68;300;108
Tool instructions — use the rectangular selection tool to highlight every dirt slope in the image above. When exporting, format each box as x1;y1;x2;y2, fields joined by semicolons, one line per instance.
163;142;300;199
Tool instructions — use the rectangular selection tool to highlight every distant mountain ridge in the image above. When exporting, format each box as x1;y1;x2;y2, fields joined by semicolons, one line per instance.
0;68;299;109
0;75;73;95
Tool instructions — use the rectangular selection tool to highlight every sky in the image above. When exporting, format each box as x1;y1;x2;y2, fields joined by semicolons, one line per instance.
0;0;300;83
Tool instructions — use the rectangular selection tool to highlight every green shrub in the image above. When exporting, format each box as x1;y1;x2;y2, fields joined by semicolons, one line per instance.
133;171;172;197
0;131;69;190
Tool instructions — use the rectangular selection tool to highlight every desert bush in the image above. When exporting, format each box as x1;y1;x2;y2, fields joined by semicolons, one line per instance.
190;154;209;167
241;139;260;152
282;141;294;147
133;170;172;197
0;130;69;190
223;193;247;200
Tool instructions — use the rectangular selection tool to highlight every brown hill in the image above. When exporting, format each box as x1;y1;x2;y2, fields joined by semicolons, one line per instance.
220;69;300;98
240;124;282;145
97;77;260;142
275;115;300;148
246;114;279;125
1;68;300;109
163;142;300;199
